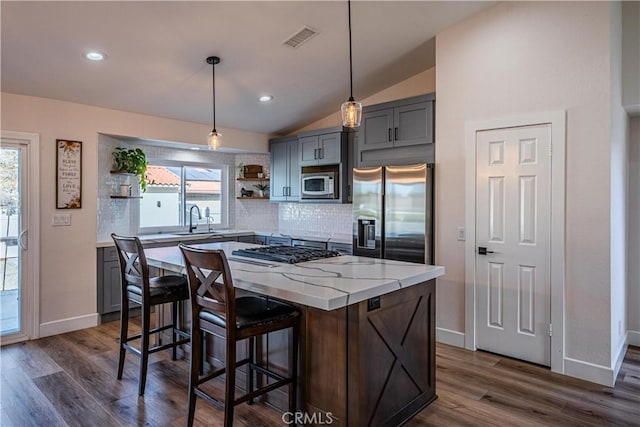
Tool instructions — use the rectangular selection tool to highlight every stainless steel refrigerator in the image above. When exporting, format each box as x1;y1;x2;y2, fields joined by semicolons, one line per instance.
352;164;434;264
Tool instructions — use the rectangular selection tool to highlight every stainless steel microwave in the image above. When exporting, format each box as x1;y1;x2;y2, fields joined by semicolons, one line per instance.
301;172;337;199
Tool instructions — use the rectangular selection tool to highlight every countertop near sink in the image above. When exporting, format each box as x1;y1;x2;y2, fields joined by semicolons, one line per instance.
96;230;353;248
96;229;256;248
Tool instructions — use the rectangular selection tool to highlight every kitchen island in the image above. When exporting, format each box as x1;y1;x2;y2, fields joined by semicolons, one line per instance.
145;242;445;426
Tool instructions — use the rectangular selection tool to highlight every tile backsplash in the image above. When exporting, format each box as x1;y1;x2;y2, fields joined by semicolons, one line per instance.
278;203;352;240
97;135;351;242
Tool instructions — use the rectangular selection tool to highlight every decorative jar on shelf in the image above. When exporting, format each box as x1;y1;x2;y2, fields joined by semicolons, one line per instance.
119;184;132;197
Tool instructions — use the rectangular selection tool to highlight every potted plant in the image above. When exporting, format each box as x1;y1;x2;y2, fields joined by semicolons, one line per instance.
112;147;149;191
253;181;269;197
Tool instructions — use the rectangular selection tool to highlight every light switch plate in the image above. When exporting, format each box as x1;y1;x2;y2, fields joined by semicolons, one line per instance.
52;214;71;226
456;226;466;241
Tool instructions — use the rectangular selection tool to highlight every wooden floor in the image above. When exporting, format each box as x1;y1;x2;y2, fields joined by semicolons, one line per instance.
1;320;639;426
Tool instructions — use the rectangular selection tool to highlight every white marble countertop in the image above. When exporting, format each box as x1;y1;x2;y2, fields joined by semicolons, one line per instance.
145;241;445;311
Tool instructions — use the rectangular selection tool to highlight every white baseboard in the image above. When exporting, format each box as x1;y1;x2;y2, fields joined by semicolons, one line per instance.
612;333;629;385
628;330;640;346
436;327;465;348
39;313;99;338
564;357;616;387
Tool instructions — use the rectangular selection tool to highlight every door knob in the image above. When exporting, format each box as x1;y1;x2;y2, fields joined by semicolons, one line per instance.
18;230;28;250
478;247;494;255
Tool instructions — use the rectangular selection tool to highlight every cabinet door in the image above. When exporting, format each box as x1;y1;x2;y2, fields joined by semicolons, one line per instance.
237;235;256;244
102;260;122;314
299;135;319;166
287;141;300;200
328;242;353;255
270;141;289;201
393;101;433;147
267;236;292;246
361;108;394;150
318;132;341;165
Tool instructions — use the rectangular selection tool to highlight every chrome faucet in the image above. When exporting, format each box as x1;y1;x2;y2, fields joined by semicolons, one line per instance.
189;205;202;233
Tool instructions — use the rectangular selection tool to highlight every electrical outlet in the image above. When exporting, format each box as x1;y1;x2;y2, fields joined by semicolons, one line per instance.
457;226;466;241
367;296;381;312
52;214;71;226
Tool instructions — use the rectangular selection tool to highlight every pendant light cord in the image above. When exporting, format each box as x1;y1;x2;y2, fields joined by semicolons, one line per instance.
211;60;216;131
348;0;354;102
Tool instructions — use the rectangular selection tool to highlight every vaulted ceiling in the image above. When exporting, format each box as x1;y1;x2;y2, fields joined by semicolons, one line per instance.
1;1;493;135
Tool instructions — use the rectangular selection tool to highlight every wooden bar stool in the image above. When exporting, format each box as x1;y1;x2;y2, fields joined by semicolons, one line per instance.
111;234;190;396
179;244;301;427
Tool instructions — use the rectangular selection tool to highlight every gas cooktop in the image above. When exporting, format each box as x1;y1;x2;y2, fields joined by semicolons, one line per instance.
231;245;341;264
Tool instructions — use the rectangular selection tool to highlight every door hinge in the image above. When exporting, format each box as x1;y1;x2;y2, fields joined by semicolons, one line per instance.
549;323;553;337
549;144;553;157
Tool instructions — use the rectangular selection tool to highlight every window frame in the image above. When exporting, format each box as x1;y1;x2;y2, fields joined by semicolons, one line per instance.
136;160;229;234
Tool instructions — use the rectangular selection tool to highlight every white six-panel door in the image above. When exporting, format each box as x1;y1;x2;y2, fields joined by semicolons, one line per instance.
475;124;551;366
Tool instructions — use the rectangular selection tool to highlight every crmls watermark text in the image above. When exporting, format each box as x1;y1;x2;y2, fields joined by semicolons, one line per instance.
282;411;334;425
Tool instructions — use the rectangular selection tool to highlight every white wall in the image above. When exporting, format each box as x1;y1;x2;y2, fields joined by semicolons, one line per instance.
628;117;640;344
0;92;270;333
622;1;640;114
609;2;629;368
436;2;614;367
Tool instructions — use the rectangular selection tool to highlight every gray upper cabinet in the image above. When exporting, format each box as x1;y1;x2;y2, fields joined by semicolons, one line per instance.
357;93;435;167
394;101;434;147
361;108;394;151
299;131;342;166
270;136;300;202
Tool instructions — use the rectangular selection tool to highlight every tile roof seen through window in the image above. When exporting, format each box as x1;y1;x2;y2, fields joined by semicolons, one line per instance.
145;166;221;193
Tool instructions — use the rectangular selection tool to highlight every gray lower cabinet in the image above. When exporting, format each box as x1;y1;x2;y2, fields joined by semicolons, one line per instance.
328;242;353;255
357;93;435;167
266;236;292;246
291;239;327;250
255;235;267;245
270;136;300;202
237;235;256;243
97;247;122;316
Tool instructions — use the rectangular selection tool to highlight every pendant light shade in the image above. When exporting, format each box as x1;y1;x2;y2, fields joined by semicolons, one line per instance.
342;98;362;128
341;0;362;128
206;56;222;150
207;130;221;151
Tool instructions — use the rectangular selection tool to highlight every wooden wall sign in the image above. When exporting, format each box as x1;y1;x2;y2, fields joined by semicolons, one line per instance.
56;139;82;209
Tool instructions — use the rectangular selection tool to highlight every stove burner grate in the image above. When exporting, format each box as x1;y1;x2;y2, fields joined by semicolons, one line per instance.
231;245;341;264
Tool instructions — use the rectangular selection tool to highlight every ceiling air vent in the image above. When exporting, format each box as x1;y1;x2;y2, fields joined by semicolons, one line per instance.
283;26;319;49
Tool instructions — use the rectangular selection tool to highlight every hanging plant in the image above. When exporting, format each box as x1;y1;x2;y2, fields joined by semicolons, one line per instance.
112;147;149;191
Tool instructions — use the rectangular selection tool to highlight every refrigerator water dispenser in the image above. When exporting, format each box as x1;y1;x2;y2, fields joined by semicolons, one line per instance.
357;219;376;249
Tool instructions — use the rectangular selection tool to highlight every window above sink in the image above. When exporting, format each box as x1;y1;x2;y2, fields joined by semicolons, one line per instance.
138;163;229;234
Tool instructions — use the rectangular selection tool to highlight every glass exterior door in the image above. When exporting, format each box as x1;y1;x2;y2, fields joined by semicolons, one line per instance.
1;144;25;336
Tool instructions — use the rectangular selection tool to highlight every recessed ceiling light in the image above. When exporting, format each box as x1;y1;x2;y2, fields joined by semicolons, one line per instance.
85;51;106;61
258;95;274;102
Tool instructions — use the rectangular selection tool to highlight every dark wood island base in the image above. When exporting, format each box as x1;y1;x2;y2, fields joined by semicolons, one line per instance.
161;278;437;426
297;279;436;426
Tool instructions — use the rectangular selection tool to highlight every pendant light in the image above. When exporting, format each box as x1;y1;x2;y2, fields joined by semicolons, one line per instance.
206;56;222;150
341;0;362;128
